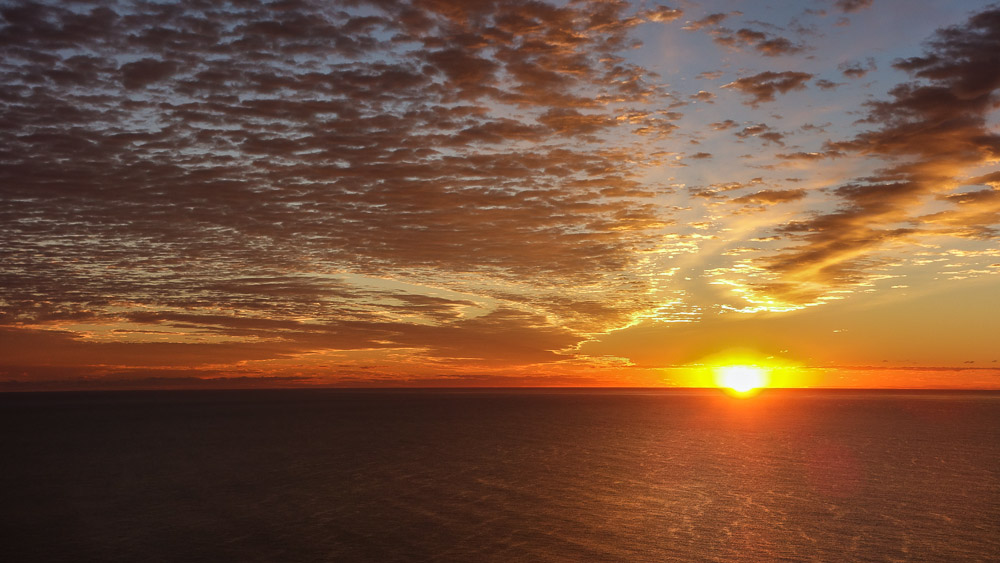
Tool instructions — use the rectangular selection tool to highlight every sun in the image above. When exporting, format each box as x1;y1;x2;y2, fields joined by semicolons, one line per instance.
716;365;768;395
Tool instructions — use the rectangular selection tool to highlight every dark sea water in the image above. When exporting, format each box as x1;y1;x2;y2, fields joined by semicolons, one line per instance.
1;389;999;562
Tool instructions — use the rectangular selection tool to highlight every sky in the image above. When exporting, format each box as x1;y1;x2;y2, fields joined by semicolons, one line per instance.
1;0;999;390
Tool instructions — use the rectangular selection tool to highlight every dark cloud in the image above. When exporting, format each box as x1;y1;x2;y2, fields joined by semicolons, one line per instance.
722;71;813;106
731;188;807;205
801;122;831;132
710;119;739;130
754;36;804;56
711;27;804;56
834;0;874;13
839;57;877;78
120;58;180;89
0;371;314;391
537;108;617;137
735;123;785;145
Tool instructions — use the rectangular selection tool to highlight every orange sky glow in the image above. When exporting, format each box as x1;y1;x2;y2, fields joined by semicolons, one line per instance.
1;0;999;390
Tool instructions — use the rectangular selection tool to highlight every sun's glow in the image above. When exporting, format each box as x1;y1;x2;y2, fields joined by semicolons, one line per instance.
715;365;769;395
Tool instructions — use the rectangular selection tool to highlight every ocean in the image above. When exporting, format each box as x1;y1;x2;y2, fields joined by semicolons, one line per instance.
1;389;998;562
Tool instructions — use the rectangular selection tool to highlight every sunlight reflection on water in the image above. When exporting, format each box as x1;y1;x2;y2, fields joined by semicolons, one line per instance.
1;389;998;561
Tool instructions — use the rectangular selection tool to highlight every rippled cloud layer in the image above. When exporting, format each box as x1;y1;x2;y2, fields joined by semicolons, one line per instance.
1;0;998;388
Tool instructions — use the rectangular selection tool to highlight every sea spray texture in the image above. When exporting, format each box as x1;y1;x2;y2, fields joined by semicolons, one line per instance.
1;389;998;562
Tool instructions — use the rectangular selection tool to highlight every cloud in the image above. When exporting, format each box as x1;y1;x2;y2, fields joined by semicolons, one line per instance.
682;13;732;31
689;90;716;103
2;0;997;386
120;58;179;89
722;71;813;106
748;7;1000;305
710;119;739;130
0;371;314;391
754;35;804;56
839;57;877;78
0;0;685;382
711;27;804;56
834;0;874;13
642;6;683;23
731;188;807;205
689;177;765;198
920;187;1000;239
537;108;617;137
775;150;844;161
682;11;802;57
735;123;786;145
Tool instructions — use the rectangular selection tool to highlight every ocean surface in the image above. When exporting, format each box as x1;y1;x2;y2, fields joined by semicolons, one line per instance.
1;389;998;562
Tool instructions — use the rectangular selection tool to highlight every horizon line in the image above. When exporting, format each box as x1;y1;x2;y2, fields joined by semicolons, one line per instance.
3;385;1000;394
